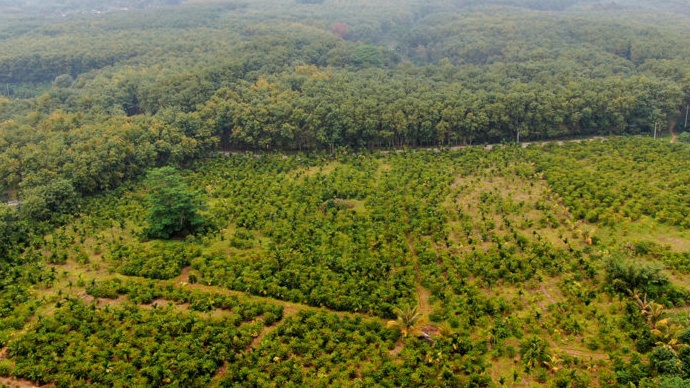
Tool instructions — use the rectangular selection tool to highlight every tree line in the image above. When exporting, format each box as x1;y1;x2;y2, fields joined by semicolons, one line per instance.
0;0;689;226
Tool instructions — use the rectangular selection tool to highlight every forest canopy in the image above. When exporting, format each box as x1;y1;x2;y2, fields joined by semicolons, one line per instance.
0;0;689;206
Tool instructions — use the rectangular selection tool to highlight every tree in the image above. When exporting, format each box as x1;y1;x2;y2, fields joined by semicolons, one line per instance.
649;345;684;377
387;304;422;337
646;302;667;330
143;167;205;239
19;178;78;222
520;336;550;371
0;204;23;261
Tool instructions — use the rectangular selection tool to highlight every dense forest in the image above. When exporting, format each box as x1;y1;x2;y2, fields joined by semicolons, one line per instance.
1;0;690;207
3;0;690;386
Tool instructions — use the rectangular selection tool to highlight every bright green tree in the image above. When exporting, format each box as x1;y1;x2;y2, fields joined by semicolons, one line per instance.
143;167;205;239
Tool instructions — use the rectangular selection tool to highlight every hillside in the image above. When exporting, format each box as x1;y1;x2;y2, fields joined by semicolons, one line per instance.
2;0;690;386
1;138;690;386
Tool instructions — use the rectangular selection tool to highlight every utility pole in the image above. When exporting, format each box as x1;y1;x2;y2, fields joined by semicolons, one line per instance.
685;105;689;130
654;122;658;140
517;130;520;143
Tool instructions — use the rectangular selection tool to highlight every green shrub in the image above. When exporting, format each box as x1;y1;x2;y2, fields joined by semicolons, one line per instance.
0;359;12;377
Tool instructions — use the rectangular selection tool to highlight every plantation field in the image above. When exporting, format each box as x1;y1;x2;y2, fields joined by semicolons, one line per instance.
3;0;690;385
2;137;690;386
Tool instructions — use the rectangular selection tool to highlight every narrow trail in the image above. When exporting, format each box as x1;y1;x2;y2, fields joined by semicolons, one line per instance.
0;376;43;388
406;235;421;284
405;235;432;320
385;236;429;359
385;235;436;358
417;286;432;318
221;135;611;157
670;124;678;144
244;303;305;353
548;341;609;362
246;323;280;352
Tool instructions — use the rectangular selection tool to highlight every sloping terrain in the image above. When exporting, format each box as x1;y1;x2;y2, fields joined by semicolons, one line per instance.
2;138;690;386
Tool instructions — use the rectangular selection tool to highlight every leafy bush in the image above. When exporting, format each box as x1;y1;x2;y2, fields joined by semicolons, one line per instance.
605;257;672;299
0;359;12;377
650;346;684;377
678;132;690;144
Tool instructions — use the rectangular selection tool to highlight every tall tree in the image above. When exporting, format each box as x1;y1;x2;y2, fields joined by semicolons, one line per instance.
143;167;205;239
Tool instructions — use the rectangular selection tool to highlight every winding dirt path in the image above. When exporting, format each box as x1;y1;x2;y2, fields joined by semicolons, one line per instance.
221;135;612;157
670;124;678;144
405;235;433;320
417;286;432;318
246;302;305;353
386;236;435;358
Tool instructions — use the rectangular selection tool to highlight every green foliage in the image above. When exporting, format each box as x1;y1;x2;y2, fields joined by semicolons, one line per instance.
605;257;670;297
4;138;690;385
3;1;690;383
0;205;25;260
1;0;688;155
530;139;690;229
83;278;284;319
108;240;195;279
520;336;550;371
650;346;684;377
143;167;205;240
615;353;651;386
678;132;690;144
8;299;264;387
678;327;690;345
190;153;456;316
389;304;422;337
0;112;216;230
0;262;47;350
19;178;78;222
0;359;11;377
658;376;690;388
221;310;489;387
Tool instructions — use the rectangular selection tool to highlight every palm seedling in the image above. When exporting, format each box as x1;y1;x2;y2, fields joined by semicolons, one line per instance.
388;304;423;337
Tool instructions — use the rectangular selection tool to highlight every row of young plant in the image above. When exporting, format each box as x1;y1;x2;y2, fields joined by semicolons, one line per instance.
8;140;690;385
529;138;690;228
218;309;496;387
410;145;690;385
164;151;461;317
2;277;285;387
190;145;690;385
84;278;284;322
1;298;263;387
